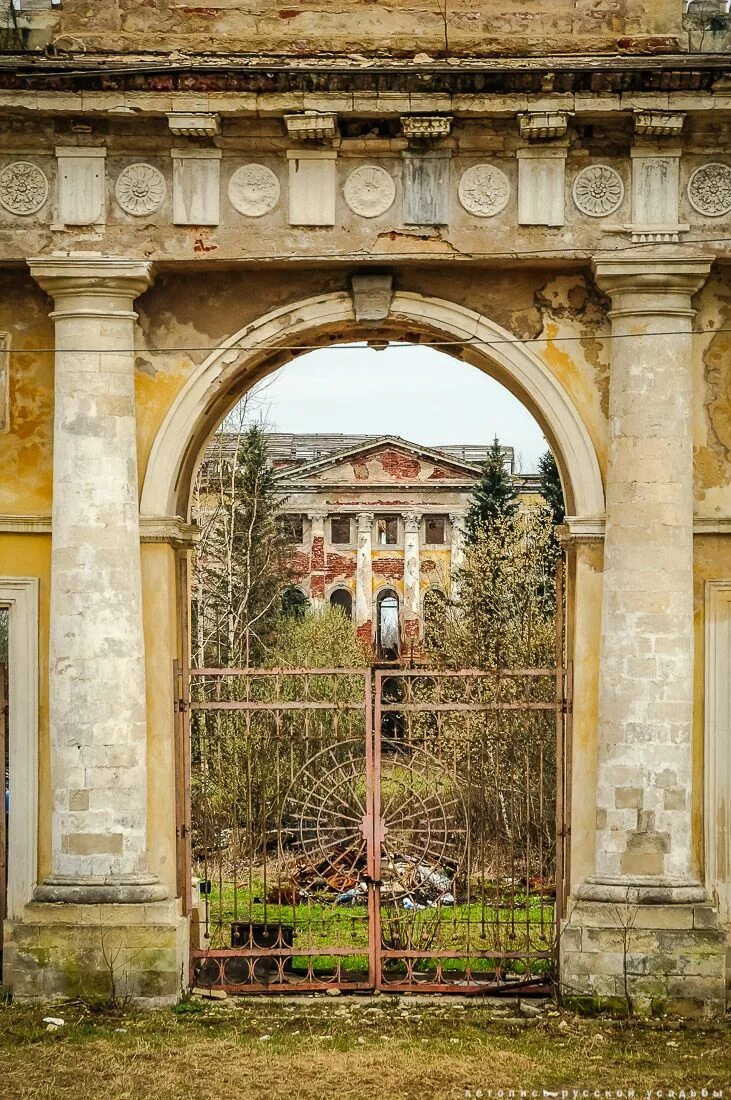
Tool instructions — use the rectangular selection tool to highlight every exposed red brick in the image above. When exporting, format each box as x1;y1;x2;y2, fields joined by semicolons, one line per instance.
357;621;373;647
325;552;356;583
310;535;325;572
350;459;369;480
373;558;403;580
311;574;325;599
378;448;421;479
428;465;456;480
404;619;420;639
421;559;437;574
288;550;310;578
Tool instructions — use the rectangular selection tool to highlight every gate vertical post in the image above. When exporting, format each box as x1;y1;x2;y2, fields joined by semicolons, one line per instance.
562;250;726;1016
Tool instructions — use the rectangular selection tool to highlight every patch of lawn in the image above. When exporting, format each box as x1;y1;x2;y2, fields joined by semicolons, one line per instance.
0;999;728;1100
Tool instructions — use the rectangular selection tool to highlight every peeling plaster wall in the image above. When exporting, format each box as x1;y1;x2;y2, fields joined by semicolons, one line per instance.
694;271;731;519
47;1;684;57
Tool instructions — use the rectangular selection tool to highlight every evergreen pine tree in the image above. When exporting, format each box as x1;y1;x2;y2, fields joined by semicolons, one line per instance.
465;436;518;544
537;449;565;527
193;422;290;667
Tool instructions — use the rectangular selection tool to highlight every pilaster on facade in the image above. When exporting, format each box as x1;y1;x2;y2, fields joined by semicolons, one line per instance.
449;512;467;595
308;510;327;608
355;512;374;644
28;256;166;905
402;512;421;640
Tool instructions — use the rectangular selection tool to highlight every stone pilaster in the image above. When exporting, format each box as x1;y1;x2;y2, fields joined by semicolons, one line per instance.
403;512;421;641
561;250;726;1017
355;512;374;646
308;511;327;609
449;512;467;597
29;257;165;905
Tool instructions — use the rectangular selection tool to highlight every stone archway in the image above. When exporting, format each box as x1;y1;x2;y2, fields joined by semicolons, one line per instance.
140;290;605;525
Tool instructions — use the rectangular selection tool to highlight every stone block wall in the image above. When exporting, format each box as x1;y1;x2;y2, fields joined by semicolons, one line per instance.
561;900;727;1017
32;1;685;56
4;901;188;1006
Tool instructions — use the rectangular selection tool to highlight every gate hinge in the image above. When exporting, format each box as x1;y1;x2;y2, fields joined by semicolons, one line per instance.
176;698;188;714
177;825;189;839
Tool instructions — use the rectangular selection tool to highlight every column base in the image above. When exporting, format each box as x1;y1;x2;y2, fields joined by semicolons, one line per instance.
561;894;727;1018
34;874;169;905
3;899;188;1007
576;874;708;905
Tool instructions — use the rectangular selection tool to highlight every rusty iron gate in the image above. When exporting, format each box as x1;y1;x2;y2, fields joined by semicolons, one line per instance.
178;652;571;995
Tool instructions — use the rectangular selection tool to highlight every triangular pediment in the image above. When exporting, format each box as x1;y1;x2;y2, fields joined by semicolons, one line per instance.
273;436;481;486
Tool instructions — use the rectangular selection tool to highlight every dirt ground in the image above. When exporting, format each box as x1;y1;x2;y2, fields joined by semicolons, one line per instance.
0;995;729;1100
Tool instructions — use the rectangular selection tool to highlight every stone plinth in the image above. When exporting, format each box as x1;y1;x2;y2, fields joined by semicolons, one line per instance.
4;900;187;1007
561;900;726;1018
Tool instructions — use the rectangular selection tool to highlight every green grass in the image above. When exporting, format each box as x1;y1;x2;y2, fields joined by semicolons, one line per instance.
198;880;554;979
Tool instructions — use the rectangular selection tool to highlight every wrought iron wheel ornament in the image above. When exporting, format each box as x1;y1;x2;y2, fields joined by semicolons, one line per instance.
280;737;467;902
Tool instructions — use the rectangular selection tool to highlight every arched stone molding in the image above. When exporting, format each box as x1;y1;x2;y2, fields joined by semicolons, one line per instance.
140;290;605;523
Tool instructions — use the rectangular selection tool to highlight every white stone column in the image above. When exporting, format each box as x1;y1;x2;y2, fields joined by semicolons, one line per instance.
30;257;166;904
582;251;712;903
355;512;374;646
449;512;467;597
403;512;421;643
308;511;327;609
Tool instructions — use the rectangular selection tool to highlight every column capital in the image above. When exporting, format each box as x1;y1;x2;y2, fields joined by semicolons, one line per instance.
356;511;374;529
593;249;713;318
402;511;421;533
307;510;328;523
28;256;154;313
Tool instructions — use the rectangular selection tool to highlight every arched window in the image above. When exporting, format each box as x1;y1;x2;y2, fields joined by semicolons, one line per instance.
281;586;309;620
329;589;353;620
377;588;400;660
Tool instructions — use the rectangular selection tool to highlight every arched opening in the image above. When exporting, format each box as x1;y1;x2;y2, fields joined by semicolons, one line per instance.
376;588;400;661
329;588;353;620
156;290;601;997
281;586;309;620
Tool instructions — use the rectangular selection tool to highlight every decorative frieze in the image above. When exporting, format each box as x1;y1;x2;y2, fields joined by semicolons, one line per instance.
171;147;221;226
572;165;624;218
687;162;731;217
0;161;49;217
115;163;166;217
228;163;280;218
402;151;450;225
56;147;106;226
287;149;337;226
630;145;683;241
343;165;396;218
517;147;566;227
457;164;511;217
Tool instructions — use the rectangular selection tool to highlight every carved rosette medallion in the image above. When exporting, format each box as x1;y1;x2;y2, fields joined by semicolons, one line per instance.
572;165;624;218
687;162;731;217
343;165;396;218
115;163;166;217
228;164;280;217
458;164;511;217
0;161;49;216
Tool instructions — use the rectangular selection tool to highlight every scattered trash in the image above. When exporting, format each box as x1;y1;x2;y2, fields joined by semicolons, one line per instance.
259;1034;272;1042
42;1017;65;1029
325;987;342;997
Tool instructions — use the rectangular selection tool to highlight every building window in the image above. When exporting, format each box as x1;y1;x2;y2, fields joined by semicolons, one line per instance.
377;588;400;660
329;589;353;620
376;516;399;546
425;516;446;545
330;516;352;545
280;514;304;543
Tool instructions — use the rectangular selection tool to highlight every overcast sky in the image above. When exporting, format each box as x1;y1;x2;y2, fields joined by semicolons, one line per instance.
247;343;547;473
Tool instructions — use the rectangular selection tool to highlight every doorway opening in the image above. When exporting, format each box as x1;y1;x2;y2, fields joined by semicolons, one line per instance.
162;305;594;997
